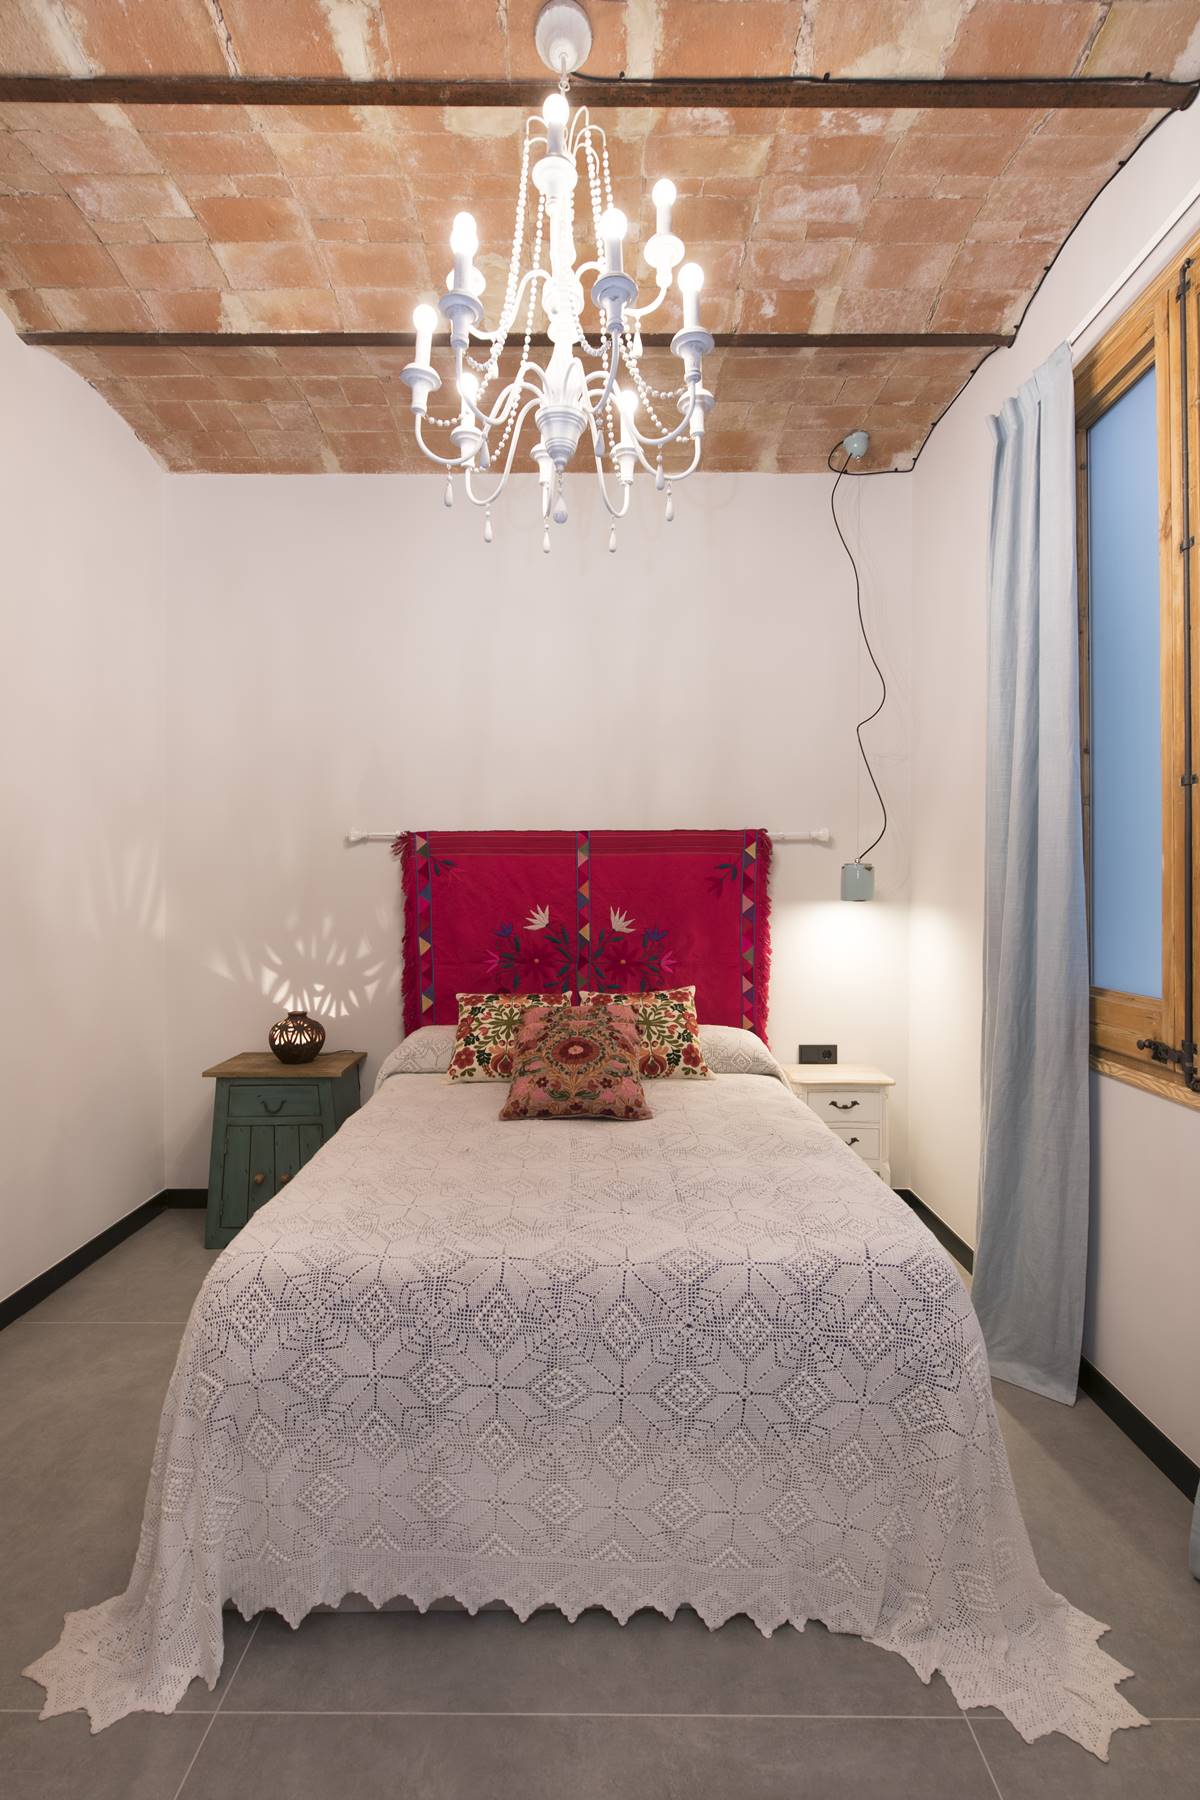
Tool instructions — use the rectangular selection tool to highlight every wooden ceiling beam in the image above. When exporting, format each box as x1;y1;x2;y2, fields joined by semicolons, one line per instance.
21;330;1011;351
0;73;1191;110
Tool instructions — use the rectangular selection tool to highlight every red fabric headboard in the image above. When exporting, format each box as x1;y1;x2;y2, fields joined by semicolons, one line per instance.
397;829;771;1038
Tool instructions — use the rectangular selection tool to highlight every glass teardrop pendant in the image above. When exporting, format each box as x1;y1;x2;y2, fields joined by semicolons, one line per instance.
608;525;617;554
654;459;665;492
665;484;675;523
542;527;551;555
483;509;493;543
443;476;454;509
553;490;568;525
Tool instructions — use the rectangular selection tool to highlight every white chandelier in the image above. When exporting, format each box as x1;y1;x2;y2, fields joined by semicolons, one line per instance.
399;0;714;551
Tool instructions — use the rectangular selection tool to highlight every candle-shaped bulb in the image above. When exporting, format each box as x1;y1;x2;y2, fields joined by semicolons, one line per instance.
651;177;676;237
412;302;437;368
458;369;479;425
542;91;569;155
678;261;704;331
600;207;627;276
615;384;638;447
449;211;478;290
450;212;478;255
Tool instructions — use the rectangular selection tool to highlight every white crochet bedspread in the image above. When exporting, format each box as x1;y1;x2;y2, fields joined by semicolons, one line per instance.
27;1067;1143;1754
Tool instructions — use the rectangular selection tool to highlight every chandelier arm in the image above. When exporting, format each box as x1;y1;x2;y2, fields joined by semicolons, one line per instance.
588;453;635;521
454;345;543;434
414;413;474;469
590;348;622;418
659;436;704;483
463;398;542;507
477;267;552;348
629;405;695;451
628;282;671;323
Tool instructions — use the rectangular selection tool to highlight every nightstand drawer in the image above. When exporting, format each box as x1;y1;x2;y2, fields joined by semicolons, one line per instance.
806;1088;883;1126
227;1082;322;1121
830;1123;880;1160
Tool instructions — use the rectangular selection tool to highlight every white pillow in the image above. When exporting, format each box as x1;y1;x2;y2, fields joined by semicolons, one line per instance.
697;1025;788;1083
375;1026;457;1089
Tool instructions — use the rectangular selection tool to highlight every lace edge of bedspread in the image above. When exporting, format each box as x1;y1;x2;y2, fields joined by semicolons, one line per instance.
22;1566;1147;1757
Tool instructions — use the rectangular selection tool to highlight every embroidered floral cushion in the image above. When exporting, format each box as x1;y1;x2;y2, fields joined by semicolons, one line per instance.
447;992;572;1082
499;1003;652;1121
577;985;711;1079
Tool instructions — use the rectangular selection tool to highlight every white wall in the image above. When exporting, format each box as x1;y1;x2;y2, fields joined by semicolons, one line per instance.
908;102;1200;1460
0;322;165;1302
161;470;913;1188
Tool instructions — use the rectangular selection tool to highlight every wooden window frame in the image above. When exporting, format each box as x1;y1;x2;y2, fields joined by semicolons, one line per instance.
1074;234;1200;1111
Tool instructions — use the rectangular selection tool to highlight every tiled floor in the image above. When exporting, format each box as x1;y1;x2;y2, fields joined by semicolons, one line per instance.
1;1208;1197;1799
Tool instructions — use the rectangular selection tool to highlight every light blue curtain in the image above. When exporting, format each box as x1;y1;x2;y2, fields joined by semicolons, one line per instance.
973;342;1090;1406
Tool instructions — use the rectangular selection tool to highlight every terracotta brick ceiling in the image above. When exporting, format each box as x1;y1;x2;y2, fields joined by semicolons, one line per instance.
1;1;1197;474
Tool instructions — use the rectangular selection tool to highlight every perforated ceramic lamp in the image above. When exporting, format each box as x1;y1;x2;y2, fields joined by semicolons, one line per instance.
840;861;875;902
268;1008;326;1064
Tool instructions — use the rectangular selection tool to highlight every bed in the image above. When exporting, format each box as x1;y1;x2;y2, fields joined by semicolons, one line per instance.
26;1027;1141;1755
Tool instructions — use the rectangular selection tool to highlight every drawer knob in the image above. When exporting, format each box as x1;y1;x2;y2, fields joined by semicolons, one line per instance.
848;1136;860;1146
253;1172;266;1187
830;1099;859;1110
279;1172;291;1185
260;1097;285;1116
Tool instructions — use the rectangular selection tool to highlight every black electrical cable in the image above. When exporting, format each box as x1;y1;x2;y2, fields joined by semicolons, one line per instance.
828;444;888;863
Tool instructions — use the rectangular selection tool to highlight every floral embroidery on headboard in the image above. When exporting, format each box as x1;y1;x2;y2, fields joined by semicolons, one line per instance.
397;829;771;1036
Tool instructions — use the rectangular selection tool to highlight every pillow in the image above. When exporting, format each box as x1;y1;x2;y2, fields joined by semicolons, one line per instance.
697;1025;788;1083
499;1002;652;1121
375;1026;457;1088
578;985;711;1079
447;991;573;1082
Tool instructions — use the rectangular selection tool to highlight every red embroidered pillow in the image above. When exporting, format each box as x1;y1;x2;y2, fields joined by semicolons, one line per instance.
447;991;572;1082
499;1003;652;1121
577;985;711;1079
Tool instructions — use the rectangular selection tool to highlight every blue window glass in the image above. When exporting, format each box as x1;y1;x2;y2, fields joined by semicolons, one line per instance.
1086;366;1162;998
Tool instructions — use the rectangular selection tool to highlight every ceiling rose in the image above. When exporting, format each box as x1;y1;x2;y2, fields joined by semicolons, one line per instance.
399;0;714;551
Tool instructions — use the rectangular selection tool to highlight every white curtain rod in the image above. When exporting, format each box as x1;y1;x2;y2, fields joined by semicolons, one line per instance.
346;828;833;846
1068;172;1200;349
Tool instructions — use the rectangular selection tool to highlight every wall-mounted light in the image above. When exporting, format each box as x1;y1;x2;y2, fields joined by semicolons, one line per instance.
840;860;875;902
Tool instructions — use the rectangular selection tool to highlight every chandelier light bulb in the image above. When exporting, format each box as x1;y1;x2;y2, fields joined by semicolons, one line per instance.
600;207;627;275
450;211;479;290
412;302;438;368
458;370;479;425
615;385;638;446
450;211;478;254
678;260;704;330
542;91;569;154
651;177;676;235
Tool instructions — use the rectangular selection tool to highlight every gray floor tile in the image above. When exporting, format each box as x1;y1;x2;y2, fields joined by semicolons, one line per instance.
23;1209;217;1323
0;1710;208;1800
226;1606;957;1718
972;1717;1200;1798
991;1380;1200;1720
0;1321;182;1708
182;1713;997;1800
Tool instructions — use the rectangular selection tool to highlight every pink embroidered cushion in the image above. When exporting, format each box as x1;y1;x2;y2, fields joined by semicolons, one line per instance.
577;985;711;1079
499;1003;652;1121
447;991;573;1082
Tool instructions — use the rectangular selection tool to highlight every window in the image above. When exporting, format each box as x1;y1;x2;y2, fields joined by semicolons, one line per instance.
1074;239;1199;1108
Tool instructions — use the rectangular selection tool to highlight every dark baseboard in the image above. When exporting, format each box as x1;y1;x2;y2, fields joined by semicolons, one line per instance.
896;1186;1198;1503
0;1195;166;1329
0;1186;208;1330
894;1187;974;1272
1078;1359;1199;1500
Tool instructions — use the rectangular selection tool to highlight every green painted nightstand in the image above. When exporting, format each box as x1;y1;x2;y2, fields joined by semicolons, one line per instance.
202;1050;367;1249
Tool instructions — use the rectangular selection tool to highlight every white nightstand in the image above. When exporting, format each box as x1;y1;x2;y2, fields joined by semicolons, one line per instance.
783;1063;895;1186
